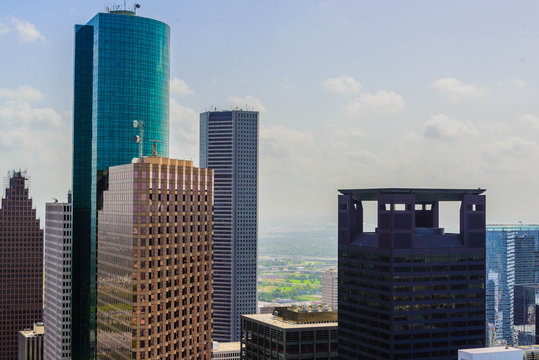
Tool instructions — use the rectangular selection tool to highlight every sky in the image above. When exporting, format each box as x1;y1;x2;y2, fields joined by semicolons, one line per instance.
2;1;539;236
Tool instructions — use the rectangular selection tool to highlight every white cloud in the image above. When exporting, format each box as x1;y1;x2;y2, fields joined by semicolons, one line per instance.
345;150;378;163
169;99;198;163
0;101;63;128
344;90;405;117
260;124;318;175
280;77;291;91
0;20;9;36
512;78;534;91
170;78;193;97
261;125;314;158
228;95;267;112
483;137;538;162
326;123;364;139
0;85;70;221
0;86;61;129
0;85;43;102
520;113;539;129
432;78;487;99
323;76;362;95
0;17;45;42
422;114;478;139
12;18;44;42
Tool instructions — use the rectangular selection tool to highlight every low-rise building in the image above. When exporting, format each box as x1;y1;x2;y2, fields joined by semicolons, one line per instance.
241;305;337;359
19;323;44;360
212;342;241;360
521;345;539;359
458;346;522;360
460;345;539;360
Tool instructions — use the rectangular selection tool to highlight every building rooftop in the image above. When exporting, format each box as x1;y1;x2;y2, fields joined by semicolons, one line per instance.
459;346;522;354
20;322;44;337
243;313;337;329
130;156;195;167
213;341;241;353
108;10;136;16
487;224;539;230
519;345;539;351
243;306;337;329
202;108;259;113
339;188;485;202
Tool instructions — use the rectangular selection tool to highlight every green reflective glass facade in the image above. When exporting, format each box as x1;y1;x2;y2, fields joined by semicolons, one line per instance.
72;11;169;360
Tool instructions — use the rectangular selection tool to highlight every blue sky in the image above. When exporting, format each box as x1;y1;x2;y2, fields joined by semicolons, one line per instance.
2;1;539;234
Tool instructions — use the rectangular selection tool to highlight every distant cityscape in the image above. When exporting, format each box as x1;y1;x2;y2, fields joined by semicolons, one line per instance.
2;4;539;360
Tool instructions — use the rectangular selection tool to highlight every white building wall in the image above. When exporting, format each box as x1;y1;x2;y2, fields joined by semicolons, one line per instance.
322;268;338;307
458;347;523;360
44;198;72;360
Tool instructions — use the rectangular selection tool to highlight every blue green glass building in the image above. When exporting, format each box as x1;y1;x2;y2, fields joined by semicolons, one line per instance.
72;9;169;359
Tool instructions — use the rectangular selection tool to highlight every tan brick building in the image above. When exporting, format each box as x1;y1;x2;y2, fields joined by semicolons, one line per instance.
96;157;213;359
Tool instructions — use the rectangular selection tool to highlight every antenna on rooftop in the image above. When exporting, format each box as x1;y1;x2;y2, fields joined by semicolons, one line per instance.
133;120;144;159
149;139;163;156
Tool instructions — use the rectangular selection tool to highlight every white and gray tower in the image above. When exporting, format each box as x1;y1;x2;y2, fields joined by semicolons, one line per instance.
200;109;258;342
44;191;72;360
322;268;338;307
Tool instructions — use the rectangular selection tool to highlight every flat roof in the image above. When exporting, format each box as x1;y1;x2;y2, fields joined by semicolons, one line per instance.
459;346;522;354
242;313;337;329
339;188;485;202
213;342;240;353
487;224;539;230
519;345;539;350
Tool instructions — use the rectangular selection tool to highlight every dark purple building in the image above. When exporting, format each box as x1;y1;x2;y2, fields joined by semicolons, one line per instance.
338;188;486;360
0;171;43;360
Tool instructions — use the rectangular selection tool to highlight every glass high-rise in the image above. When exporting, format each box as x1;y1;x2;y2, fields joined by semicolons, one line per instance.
486;226;516;345
200;110;259;341
72;9;169;359
486;225;539;346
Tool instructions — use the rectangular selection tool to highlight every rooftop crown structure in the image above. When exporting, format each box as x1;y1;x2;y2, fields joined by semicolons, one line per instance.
338;188;486;360
338;188;486;249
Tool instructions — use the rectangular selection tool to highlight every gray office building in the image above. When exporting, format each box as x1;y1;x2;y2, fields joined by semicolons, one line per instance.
200;110;259;341
44;193;72;360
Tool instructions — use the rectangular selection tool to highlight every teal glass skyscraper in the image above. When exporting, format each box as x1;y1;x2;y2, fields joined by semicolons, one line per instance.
72;9;169;359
